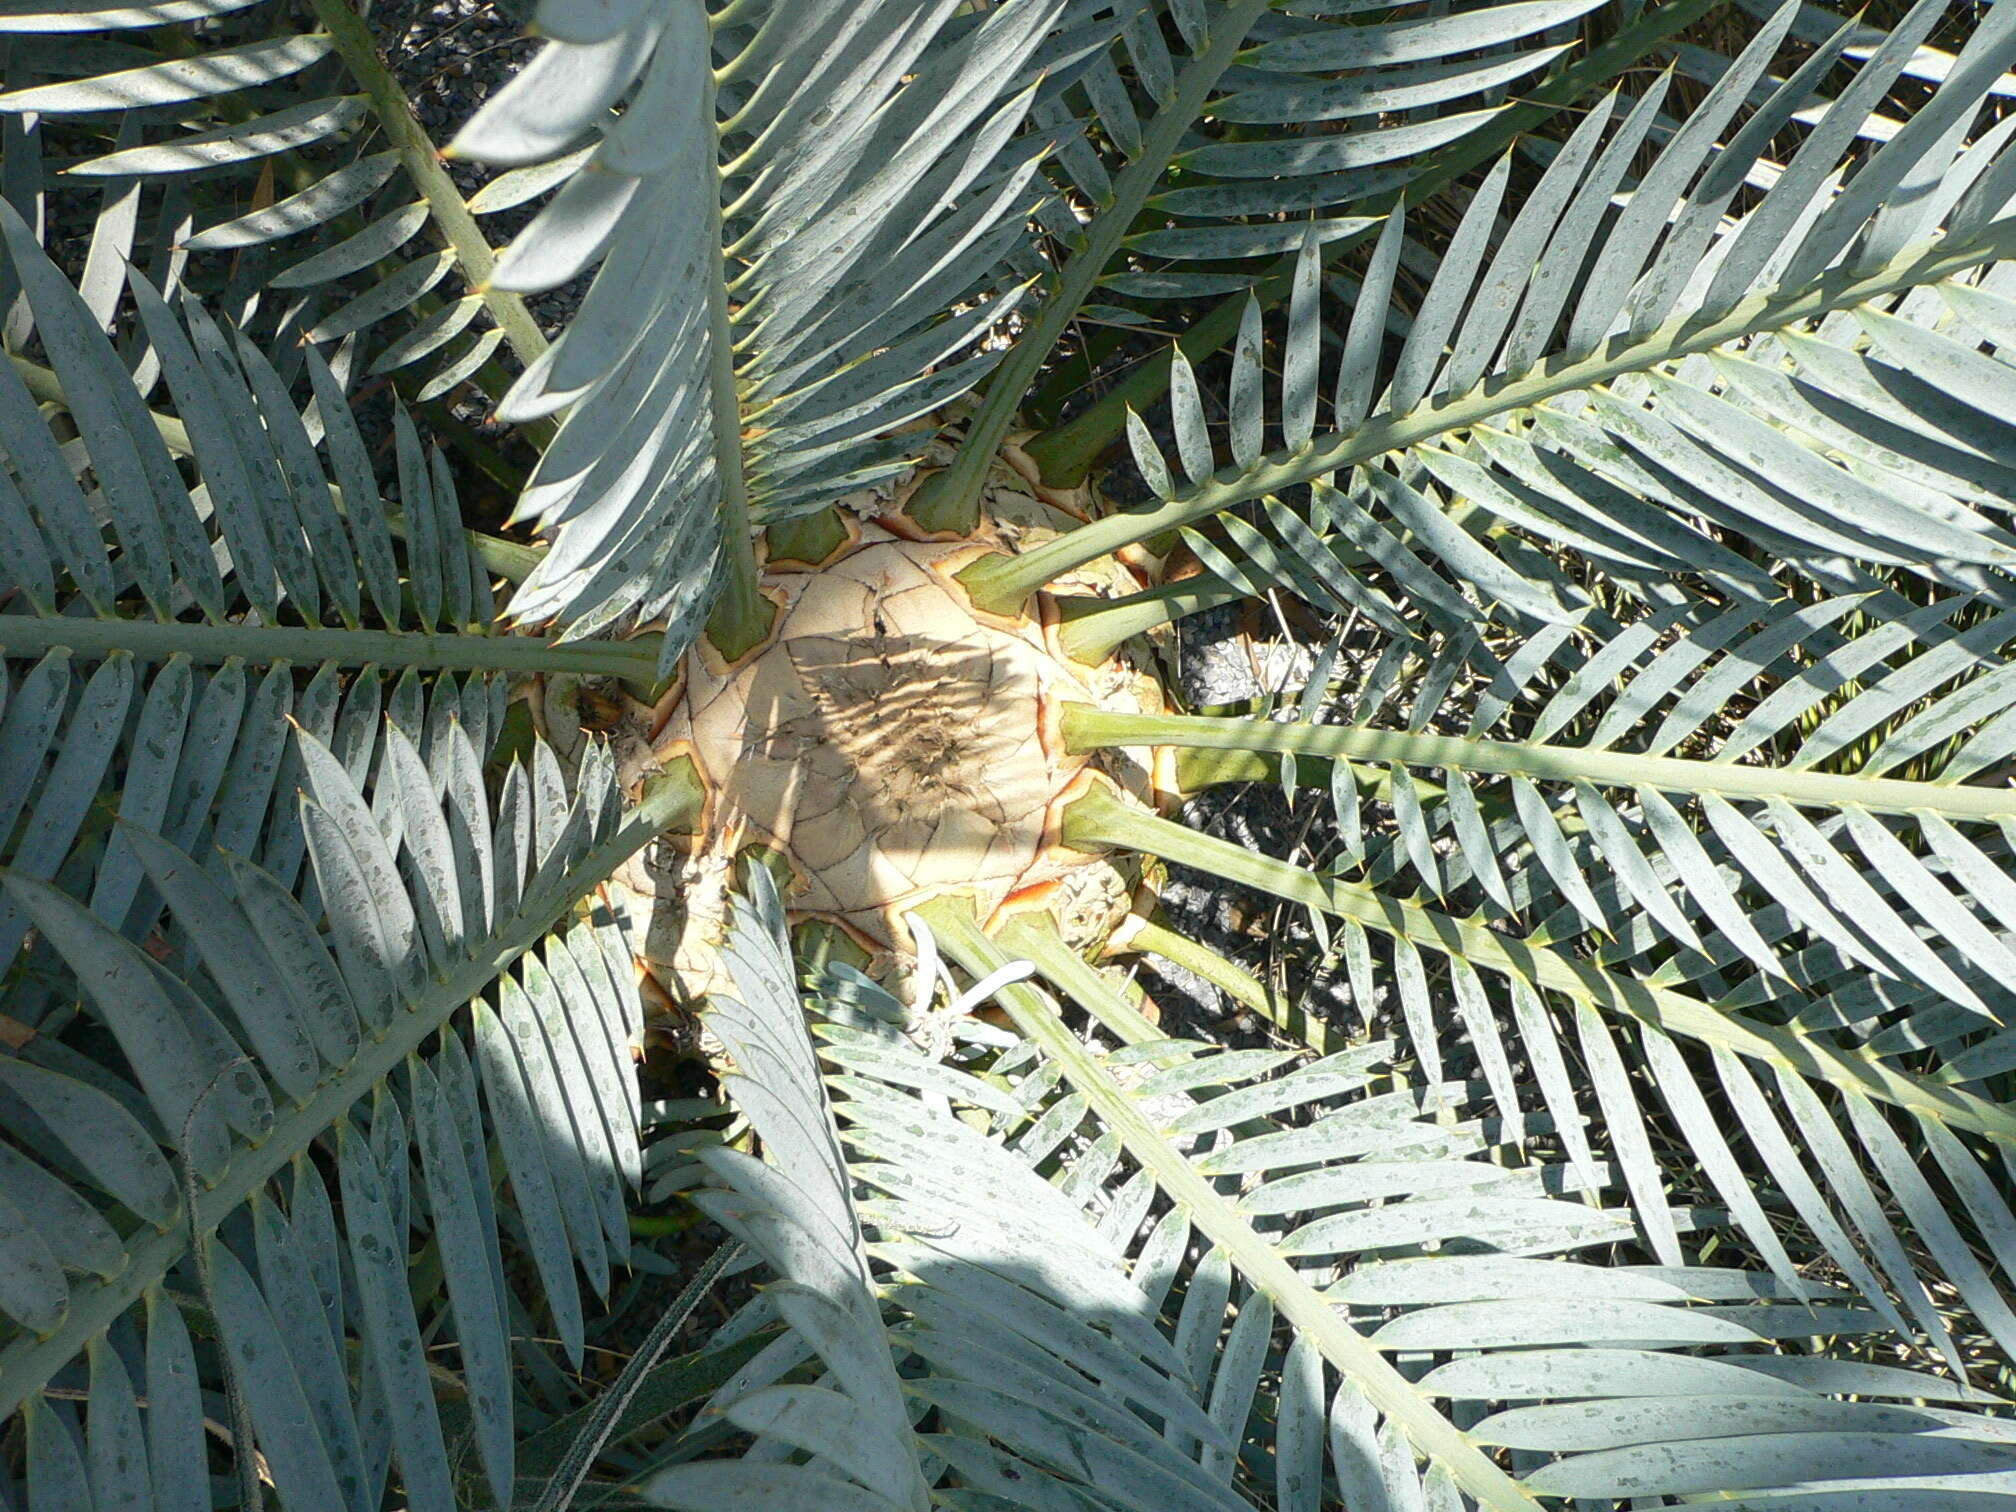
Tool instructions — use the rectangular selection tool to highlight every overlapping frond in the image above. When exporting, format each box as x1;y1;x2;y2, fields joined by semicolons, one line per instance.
1081;589;2016;1024
0;212;567;1010
949;905;2016;1508
642;868;934;1511
0;200;494;636
0;704;686;1510
0;227;693;1505
660;881;2016;1509
0;0;536;397
926;0;1657;524
1058;776;2016;1406
1090;0;1594;267
642;873;1231;1512
447;0;1073;668
1014;0;2016;489
981;0;2016;609
1017;5;2016;1394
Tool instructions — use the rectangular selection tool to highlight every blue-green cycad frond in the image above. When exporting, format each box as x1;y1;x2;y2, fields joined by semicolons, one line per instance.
642;875;1250;1511
1079;0;2016;619
0;705;681;1510
656;884;2016;1509
647;868;934;1512
933;0;1636;520
1140;588;2016;1379
0;212;527;1025
0;202;490;638
0;223;688;1509
451;0;1072;670
1041;18;2016;1326
0;0;533;398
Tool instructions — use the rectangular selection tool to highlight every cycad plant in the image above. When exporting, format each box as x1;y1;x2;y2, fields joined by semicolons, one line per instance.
6;0;2016;1508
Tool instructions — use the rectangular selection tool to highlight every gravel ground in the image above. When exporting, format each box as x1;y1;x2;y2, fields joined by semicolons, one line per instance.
377;0;534;135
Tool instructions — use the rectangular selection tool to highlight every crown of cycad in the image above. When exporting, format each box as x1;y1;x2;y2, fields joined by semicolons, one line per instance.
657;519;1153;946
